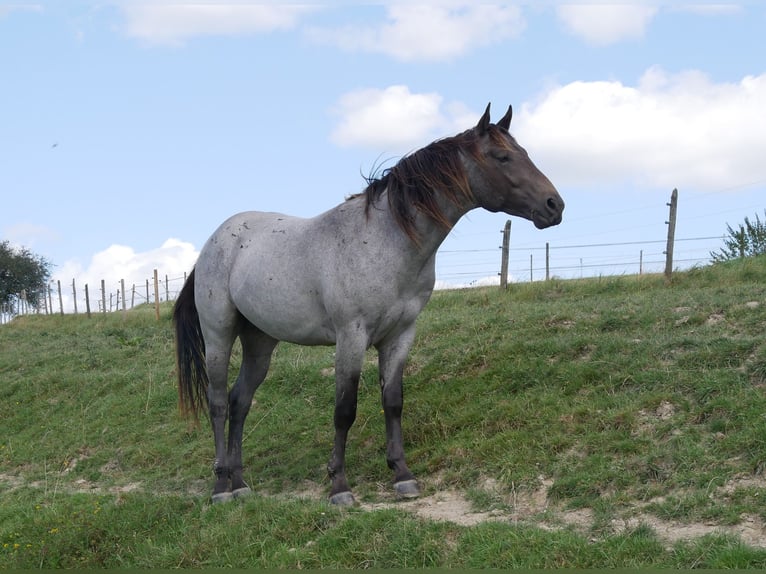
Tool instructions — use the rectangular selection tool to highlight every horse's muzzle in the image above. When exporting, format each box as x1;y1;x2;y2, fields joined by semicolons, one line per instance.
532;195;565;229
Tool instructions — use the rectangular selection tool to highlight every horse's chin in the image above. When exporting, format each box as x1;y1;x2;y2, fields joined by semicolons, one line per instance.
532;212;561;229
530;211;553;229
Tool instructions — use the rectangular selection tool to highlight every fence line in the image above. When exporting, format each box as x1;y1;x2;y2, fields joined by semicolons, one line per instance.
436;234;722;286
0;270;189;324
0;236;728;324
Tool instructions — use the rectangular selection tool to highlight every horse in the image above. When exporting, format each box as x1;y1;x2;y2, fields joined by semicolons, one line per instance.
173;103;564;505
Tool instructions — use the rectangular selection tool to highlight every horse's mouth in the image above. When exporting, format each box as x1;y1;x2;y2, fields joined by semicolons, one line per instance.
531;210;562;229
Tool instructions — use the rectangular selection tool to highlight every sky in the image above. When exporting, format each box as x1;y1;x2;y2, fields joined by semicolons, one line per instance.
2;2;765;312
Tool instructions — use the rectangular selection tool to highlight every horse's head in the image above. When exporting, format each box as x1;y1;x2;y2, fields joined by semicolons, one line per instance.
467;103;564;229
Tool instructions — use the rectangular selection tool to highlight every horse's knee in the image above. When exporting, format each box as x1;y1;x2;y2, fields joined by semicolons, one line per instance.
334;371;360;430
333;401;357;430
381;382;403;416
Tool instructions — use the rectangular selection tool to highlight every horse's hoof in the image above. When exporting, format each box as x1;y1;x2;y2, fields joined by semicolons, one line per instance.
329;491;356;506
232;487;252;499
211;491;234;504
394;479;420;499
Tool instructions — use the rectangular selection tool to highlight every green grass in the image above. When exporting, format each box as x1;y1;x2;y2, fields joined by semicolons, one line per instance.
2;255;766;567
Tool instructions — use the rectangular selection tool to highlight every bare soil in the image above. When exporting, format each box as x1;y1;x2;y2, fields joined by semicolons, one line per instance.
3;466;766;548
280;473;766;548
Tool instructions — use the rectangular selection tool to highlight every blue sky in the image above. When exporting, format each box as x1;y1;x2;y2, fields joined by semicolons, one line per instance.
2;3;765;309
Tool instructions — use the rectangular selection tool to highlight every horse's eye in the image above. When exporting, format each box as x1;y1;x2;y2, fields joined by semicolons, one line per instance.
493;153;510;164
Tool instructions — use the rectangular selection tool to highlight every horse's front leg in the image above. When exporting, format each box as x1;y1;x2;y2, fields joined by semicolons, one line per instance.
377;325;420;499
327;330;366;505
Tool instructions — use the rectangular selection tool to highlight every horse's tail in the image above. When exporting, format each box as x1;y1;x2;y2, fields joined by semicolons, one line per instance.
173;268;208;420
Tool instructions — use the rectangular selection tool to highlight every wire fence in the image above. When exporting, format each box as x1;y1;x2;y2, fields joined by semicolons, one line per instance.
435;235;723;286
0;271;189;324
2;232;727;325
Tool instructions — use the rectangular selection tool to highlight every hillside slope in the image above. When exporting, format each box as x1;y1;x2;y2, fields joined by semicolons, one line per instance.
2;256;766;567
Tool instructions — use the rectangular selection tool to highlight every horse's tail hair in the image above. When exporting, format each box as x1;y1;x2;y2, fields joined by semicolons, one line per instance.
173;268;208;420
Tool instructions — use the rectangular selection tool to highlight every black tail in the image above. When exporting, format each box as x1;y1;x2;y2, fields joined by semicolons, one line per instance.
173;268;208;419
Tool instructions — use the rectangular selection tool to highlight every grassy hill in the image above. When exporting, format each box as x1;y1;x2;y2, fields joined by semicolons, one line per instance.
2;256;766;568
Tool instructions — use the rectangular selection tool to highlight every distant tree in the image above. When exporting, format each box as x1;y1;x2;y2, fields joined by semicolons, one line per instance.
0;240;52;316
710;210;766;263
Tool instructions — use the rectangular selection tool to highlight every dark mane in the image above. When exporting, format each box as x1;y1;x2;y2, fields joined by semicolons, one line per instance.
351;127;504;243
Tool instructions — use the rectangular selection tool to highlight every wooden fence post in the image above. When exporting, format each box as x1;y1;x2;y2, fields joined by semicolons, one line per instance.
57;280;64;315
545;243;550;281
72;279;78;314
664;188;678;282
499;220;511;290
101;280;106;313
153;269;160;321
84;284;91;318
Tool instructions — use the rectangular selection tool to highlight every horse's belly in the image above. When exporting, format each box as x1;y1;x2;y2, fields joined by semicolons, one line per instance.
232;274;428;348
233;281;337;345
256;317;337;346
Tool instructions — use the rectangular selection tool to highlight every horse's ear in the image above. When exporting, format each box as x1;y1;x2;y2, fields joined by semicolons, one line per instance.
497;105;513;130
477;102;491;134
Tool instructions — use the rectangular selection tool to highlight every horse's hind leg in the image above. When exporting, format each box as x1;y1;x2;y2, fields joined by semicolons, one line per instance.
227;324;278;498
377;325;419;499
204;331;237;504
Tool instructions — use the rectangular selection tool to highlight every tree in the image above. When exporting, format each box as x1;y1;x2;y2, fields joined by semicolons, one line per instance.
0;240;52;316
710;210;766;263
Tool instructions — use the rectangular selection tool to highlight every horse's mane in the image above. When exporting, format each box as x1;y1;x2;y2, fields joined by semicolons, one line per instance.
350;127;505;243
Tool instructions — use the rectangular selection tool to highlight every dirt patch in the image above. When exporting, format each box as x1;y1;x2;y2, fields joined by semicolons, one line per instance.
706;312;726;326
5;470;766;548
612;513;766;548
263;474;766;548
0;471;142;497
362;490;503;527
635;400;677;435
0;472;24;490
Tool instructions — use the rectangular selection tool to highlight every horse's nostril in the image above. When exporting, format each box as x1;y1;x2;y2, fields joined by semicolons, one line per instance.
547;197;559;211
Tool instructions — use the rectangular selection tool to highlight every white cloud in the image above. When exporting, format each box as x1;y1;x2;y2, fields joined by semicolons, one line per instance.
51;239;198;313
515;67;766;192
330;85;477;152
308;4;525;62
556;5;658;45
121;3;317;45
329;70;766;194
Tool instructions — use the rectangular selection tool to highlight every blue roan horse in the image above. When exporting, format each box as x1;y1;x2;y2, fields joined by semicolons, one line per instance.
174;103;564;504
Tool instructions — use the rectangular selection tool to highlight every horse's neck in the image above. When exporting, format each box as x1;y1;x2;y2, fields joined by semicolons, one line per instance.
400;186;476;259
